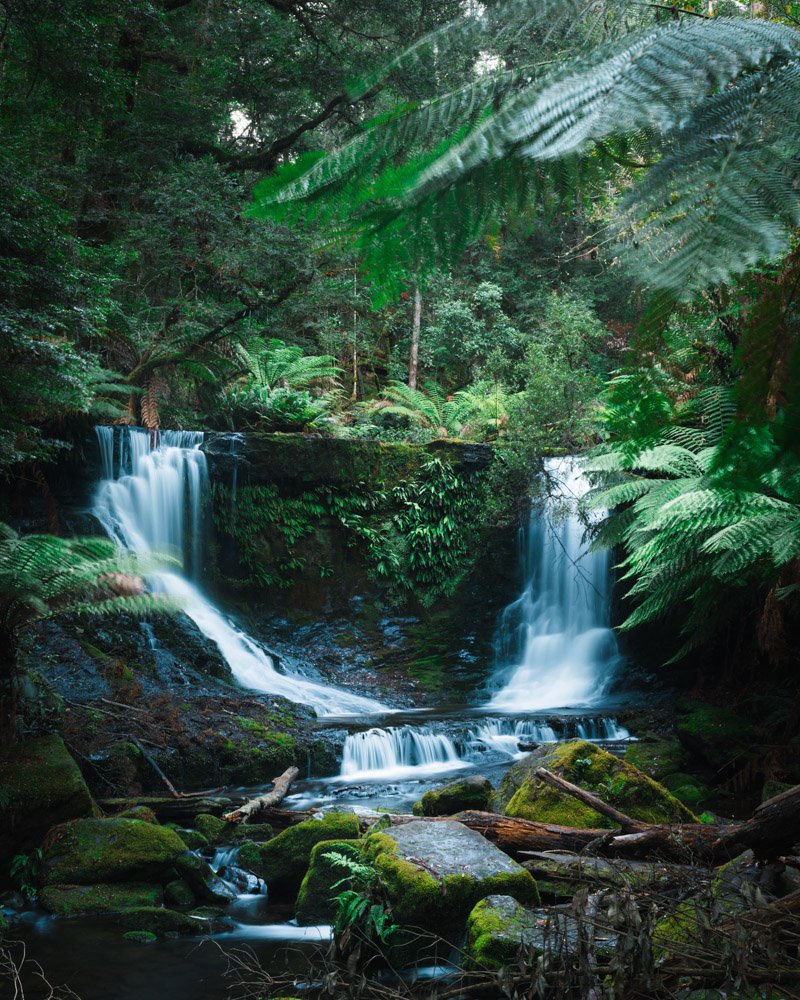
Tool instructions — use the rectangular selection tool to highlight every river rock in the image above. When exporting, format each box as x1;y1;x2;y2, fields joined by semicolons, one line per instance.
164;878;196;907
412;775;493;816
492;740;697;827
113;906;205;937
243;811;360;897
367;820;538;933
295;839;364;925
174;851;237;904
0;735;96;867
41;817;186;885
40;882;163;916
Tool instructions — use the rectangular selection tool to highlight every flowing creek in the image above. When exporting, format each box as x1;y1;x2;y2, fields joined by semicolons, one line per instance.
16;430;638;999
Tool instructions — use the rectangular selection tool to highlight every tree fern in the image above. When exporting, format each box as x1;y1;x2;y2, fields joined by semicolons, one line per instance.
250;6;800;299
236;338;340;393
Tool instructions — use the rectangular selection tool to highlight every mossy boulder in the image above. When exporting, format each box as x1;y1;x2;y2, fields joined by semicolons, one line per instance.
174;851;237;904
164;879;196;907
41;817;186;885
295;839;363;925
493;740;697;828
244;812;360;897
123;930;157;944
412;775;493;817
676;699;760;771
168;826;208;851
365;820;538;935
624;738;688;781
193;813;227;845
114;906;205;937
661;772;710;807
0;735;96;867
40;882;163;916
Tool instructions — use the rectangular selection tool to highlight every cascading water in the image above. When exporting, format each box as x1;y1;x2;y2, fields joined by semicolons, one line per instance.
92;426;388;717
487;456;623;712
337;727;468;781
471;717;630;757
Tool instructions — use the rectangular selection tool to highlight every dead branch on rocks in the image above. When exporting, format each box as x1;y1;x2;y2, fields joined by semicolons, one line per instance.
223;766;300;823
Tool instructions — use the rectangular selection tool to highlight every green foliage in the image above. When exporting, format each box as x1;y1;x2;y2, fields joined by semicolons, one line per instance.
10;848;42;899
252;6;800;301
323;850;399;946
586;386;800;658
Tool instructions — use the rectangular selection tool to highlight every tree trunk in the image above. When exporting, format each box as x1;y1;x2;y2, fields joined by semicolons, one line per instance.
408;286;421;389
0;639;19;749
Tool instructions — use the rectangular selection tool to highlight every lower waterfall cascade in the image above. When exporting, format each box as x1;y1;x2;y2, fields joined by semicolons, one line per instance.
92;425;389;717
487;455;624;711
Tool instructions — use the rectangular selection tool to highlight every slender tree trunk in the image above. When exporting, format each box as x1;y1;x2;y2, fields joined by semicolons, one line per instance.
0;637;19;749
408;286;421;389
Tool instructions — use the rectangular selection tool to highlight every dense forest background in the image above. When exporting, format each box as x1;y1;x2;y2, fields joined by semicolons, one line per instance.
1;0;798;701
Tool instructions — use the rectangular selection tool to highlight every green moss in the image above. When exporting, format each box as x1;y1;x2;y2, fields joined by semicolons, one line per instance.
412;776;492;817
0;735;96;862
123;930;157;944
193;813;227;846
496;741;697;828
676;699;760;771
41;818;186;885
465;895;538;969
40;882;163;916
114;906;204;937
174;828;209;851
624;738;688;780
246;813;361;897
652;900;699;960
364;825;538;935
295;839;364;925
164;879;195;907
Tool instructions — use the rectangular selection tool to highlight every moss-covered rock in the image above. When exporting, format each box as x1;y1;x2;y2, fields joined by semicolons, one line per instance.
123;930;157;944
624;738;688;781
493;740;697;828
661;772;710;807
41;817;186;885
295;839;363;925
193;813;227;845
412;775;492;817
0;735;96;866
40;882;163;916
365;820;538;935
244;812;361;897
174;851;237;904
164;878;196;907
114;906;205;937
676;699;760;771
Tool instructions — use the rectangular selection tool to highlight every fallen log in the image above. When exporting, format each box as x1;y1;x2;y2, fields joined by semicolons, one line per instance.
98;795;240;823
223;766;300;823
713;781;800;861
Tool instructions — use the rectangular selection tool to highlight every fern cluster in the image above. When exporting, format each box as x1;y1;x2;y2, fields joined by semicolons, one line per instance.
585;388;800;658
369;379;514;441
250;3;800;301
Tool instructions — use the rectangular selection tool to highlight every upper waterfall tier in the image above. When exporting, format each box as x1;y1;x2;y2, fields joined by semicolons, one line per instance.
487;456;623;711
92;426;389;717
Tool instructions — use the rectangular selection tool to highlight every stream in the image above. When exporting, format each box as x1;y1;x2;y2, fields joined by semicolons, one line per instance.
13;429;638;999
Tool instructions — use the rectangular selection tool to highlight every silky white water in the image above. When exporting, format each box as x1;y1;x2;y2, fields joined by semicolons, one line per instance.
337;726;469;781
488;456;623;711
92;426;388;716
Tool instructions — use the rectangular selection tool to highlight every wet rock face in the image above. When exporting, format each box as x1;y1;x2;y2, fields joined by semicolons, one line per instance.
367;820;538;933
412;775;493;816
0;735;96;871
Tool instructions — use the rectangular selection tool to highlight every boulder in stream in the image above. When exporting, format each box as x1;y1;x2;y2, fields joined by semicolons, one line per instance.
0;735;96;868
492;740;697;827
366;820;538;934
40;882;163;916
40;817;186;885
244;811;360;897
295;839;364;925
465;894;581;969
174;851;237;904
412;775;493;816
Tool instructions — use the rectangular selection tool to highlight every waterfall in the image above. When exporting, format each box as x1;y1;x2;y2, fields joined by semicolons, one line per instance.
336;727;469;781
487;456;623;712
91;426;388;717
472;717;630;756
